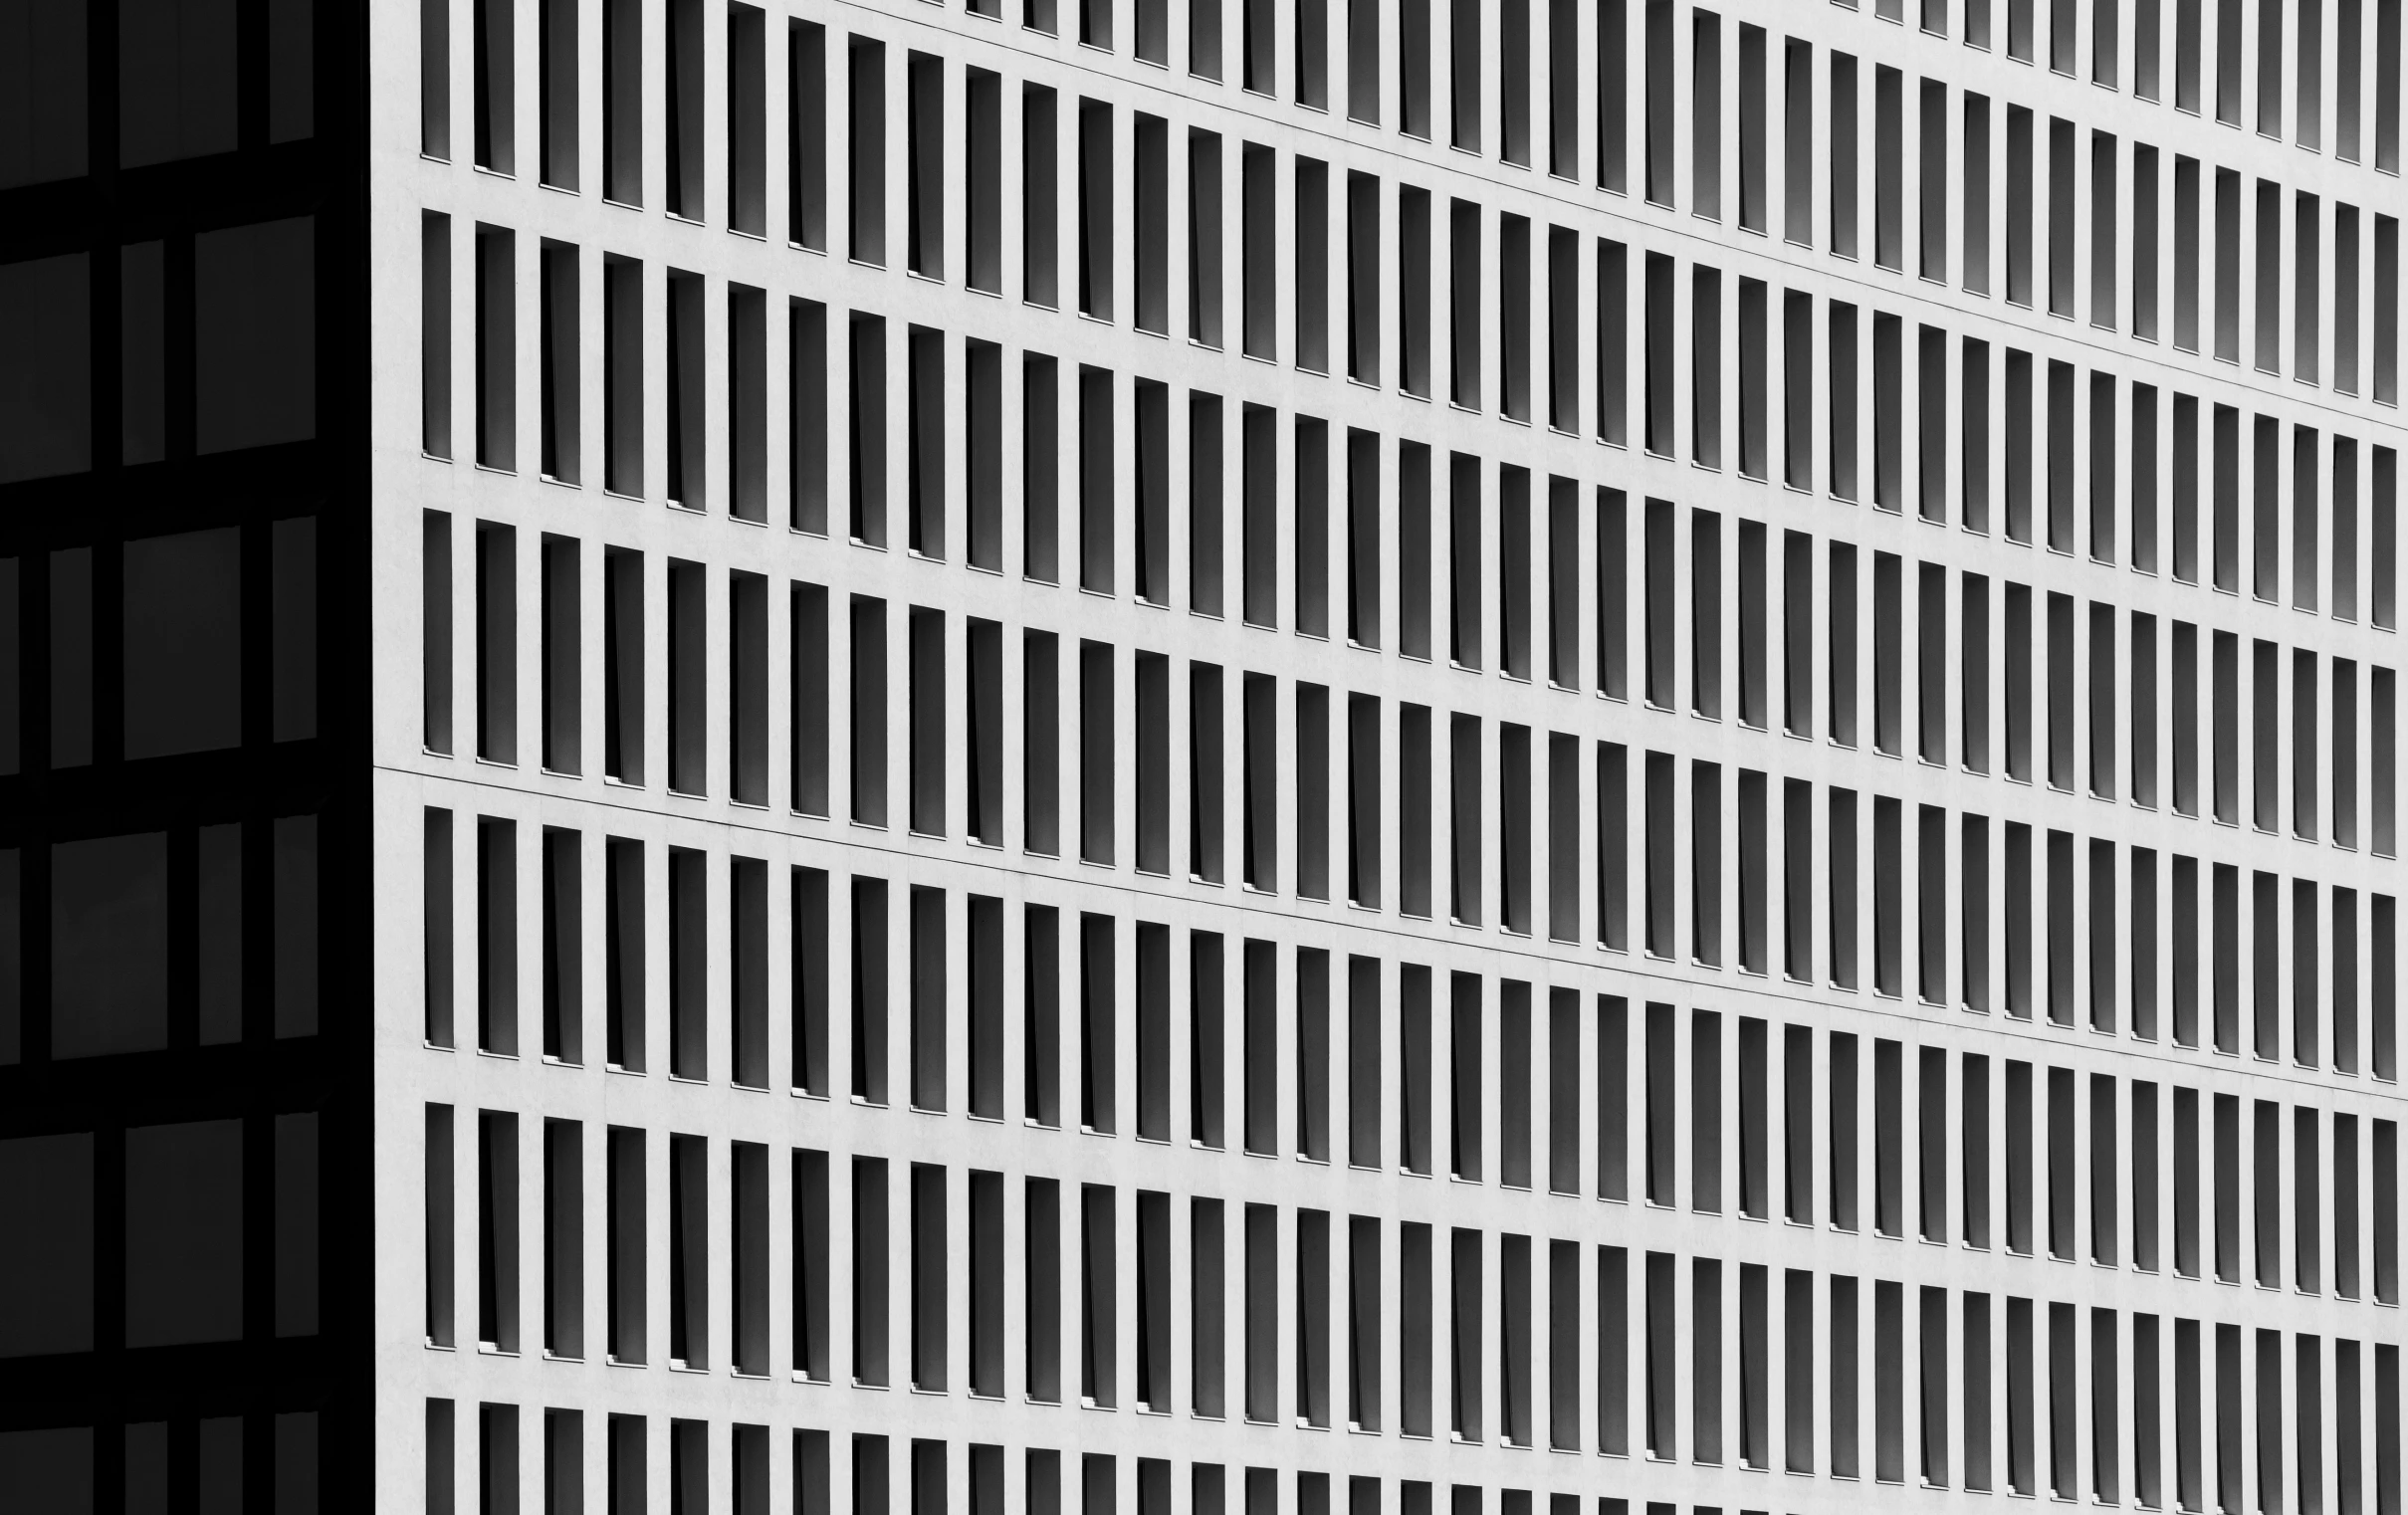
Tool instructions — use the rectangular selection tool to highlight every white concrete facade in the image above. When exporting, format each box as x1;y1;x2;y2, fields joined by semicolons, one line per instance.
381;2;2408;1514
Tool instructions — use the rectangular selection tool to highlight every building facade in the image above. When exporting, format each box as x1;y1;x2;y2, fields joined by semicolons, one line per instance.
4;1;2408;1512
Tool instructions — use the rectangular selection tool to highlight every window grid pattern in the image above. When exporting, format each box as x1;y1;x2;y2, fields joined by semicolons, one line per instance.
395;3;2408;1515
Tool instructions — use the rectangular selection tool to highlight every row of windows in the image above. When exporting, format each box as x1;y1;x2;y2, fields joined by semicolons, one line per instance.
420;605;2407;1064
0;1117;322;1359
424;823;2408;1098
0;0;316;190
426;1407;2393;1515
0;817;324;1065
419;850;2408;1269
423;469;2406;878
424;515;2404;916
0;1416;321;1515
425;490;2404;808
1835;0;2401;166
1;520;322;775
0;219;319;486
419;243;2407;680
414;5;2408;409
421;1115;2404;1488
416;0;2408;229
1620;9;2403;363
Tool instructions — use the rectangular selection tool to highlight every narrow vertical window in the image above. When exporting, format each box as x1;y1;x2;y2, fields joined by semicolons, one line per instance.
1023;86;1059;307
473;0;516;174
475;1113;521;1356
424;215;454;459
853;1157;889;1386
848;39;887;266
666;560;705;795
664;0;702;219
474;226;516;472
602;256;642;495
727;7;765;234
789;22;828;250
539;828;581;1063
724;567;767;805
601;0;642;202
606;1127;646;1364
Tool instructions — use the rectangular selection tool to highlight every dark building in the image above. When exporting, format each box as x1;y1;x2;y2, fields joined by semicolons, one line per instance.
2;0;367;1507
